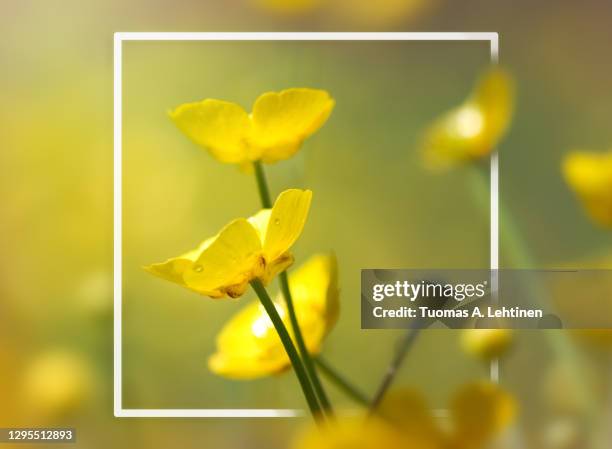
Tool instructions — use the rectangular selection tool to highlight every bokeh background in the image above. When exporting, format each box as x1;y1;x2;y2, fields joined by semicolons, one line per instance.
1;1;612;448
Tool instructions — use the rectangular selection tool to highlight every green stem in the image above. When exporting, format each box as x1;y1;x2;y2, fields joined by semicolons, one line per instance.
252;159;334;417
280;273;334;417
467;163;597;418
250;279;324;424
369;328;420;413
315;356;370;407
253;160;272;208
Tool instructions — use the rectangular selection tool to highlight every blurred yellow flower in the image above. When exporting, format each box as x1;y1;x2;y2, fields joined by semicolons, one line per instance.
208;253;339;379
329;0;436;29
252;0;323;15
421;67;515;170
562;150;612;227
293;417;409;449
449;382;516;449
170;88;334;166
294;382;516;449
145;189;312;299
460;328;513;361
21;349;93;417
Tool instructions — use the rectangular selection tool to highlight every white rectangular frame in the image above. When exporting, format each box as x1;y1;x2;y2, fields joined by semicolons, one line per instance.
114;31;500;418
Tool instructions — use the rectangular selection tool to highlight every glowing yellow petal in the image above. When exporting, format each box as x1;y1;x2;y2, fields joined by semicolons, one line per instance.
247;208;272;242
169;99;252;164
563;150;612;227
450;382;516;448
209;301;289;379
263;189;313;262
251;88;335;163
471;67;514;149
208;254;338;379
422;67;515;170
290;254;339;350
183;219;263;298
143;238;213;289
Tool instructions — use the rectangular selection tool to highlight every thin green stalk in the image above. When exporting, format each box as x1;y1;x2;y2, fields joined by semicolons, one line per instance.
252;159;334;417
467;163;597;417
253;160;272;208
369;327;420;413
315;356;370;407
250;279;323;424
280;273;334;417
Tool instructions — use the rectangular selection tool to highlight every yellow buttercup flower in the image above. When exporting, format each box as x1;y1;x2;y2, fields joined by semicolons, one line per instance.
421;67;515;170
460;328;513;361
170;88;335;166
145;189;312;299
208;254;339;379
562;150;612;227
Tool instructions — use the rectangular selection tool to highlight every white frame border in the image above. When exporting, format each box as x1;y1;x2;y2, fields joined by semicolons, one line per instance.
114;31;500;418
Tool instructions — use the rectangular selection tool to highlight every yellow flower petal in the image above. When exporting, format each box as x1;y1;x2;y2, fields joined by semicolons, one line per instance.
422;67;515;170
208;253;338;379
291;253;339;345
209;301;289;378
143;238;213;290
263;189;313;262
563;150;612;227
450;382;516;448
247;209;272;241
183;218;263;298
169;99;253;164
250;88;335;163
171;89;334;166
145;189;312;299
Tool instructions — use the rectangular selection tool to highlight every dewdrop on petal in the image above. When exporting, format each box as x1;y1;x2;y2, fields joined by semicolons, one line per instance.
461;328;513;361
145;189;312;299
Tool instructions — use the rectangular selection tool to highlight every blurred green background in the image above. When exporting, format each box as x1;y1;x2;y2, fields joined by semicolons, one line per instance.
1;1;612;449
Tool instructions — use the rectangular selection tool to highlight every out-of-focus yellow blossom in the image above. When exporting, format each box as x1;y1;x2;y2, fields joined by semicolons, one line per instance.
170;88;334;167
421;67;515;170
460;328;513;361
378;389;443;449
294;382;516;449
208;254;339;379
293;417;409;449
145;189;312;299
252;0;323;15
21;350;93;417
449;382;516;449
329;0;436;29
573;329;612;349
562;150;612;227
384;383;515;449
